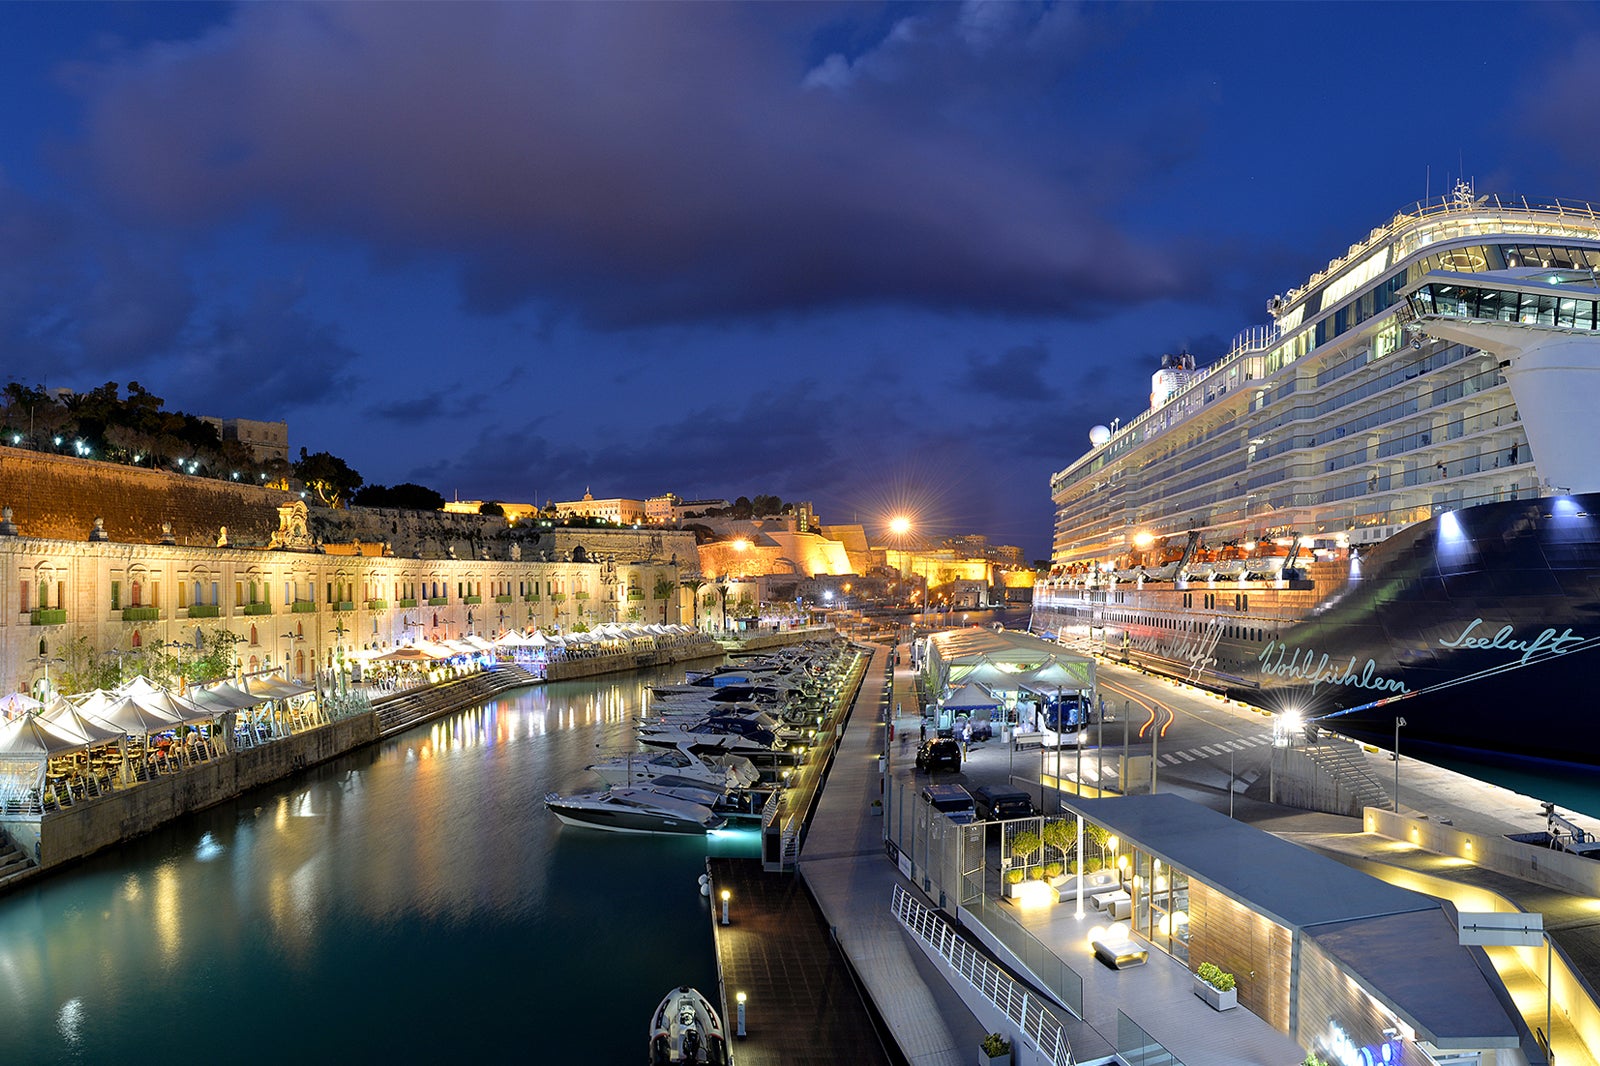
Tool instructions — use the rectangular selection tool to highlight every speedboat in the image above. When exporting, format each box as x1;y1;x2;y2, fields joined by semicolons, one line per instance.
543;787;725;835
650;986;729;1065
586;745;758;789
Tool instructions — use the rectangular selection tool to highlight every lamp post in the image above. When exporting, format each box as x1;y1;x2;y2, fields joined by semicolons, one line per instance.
329;621;351;695
1393;716;1406;813
28;639;66;701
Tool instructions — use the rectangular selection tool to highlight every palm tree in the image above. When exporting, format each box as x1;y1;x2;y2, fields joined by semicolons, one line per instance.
654;576;676;623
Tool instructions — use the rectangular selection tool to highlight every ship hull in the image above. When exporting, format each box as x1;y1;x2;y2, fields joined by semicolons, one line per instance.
1032;493;1600;767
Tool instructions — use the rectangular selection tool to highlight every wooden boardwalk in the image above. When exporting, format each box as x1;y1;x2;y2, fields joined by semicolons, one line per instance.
707;856;897;1065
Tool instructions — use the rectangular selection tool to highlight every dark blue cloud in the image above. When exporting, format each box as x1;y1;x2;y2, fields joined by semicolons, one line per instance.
66;3;1197;328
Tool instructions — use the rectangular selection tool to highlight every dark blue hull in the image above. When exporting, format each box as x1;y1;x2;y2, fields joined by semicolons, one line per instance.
1032;493;1600;766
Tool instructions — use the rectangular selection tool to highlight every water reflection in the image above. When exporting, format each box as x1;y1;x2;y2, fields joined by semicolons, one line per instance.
0;665;752;1064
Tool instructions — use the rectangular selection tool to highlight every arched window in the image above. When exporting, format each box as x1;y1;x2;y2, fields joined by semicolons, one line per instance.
131;630;143;648
250;625;259;646
294;649;305;678
131;580;143;607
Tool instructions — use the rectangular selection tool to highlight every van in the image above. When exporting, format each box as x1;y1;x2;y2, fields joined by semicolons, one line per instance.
920;783;977;825
970;784;1036;822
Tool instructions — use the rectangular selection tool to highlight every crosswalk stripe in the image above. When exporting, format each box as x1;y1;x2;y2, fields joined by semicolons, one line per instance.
1178;751;1196;762
1161;754;1180;765
1200;745;1221;755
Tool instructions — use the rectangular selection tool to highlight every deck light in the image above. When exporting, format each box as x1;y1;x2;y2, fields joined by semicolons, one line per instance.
735;992;746;1037
720;888;730;925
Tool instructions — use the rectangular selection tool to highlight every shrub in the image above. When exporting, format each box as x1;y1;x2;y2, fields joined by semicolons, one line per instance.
1028;866;1044;881
1008;829;1041;860
981;1033;1011;1057
1196;962;1236;992
1085;856;1104;873
1043;861;1064;878
1005;868;1024;885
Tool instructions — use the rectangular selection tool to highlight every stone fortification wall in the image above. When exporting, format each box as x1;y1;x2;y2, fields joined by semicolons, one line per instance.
307;508;700;565
0;450;700;564
0;451;294;546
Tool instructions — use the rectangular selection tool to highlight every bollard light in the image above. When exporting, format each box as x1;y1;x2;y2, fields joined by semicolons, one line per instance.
720;888;730;926
735;991;747;1037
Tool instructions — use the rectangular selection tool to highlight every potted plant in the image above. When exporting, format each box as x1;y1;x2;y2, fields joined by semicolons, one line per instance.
978;1031;1012;1066
1193;962;1237;1011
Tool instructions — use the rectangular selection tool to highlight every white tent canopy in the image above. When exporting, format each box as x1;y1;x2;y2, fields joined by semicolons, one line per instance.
923;627;1095;697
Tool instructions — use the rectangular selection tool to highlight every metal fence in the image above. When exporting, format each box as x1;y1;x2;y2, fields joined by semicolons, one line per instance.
892;884;1074;1066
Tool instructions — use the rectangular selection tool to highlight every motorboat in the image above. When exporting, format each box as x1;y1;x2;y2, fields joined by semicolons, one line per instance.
638;715;779;750
586;745;758;789
543;787;725;835
649;985;728;1065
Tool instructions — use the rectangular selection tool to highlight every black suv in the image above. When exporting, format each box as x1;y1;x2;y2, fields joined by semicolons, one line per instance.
915;737;962;772
971;784;1035;821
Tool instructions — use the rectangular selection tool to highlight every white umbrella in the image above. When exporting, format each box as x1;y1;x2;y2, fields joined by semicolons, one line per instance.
0;692;43;719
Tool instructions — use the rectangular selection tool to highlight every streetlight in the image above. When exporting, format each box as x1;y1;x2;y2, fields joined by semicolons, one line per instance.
1393;716;1406;813
28;639;66;700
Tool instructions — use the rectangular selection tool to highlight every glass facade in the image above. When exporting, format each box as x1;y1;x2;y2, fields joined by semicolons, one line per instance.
1409;279;1600;331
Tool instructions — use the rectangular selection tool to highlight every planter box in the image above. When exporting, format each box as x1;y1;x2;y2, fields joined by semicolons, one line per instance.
187;604;221;618
121;607;160;622
243;602;271;615
30;608;67;625
366;600;388;611
1193;977;1237;1011
427;597;449;606
462;595;482;605
291;601;317;614
978;1050;1011;1066
397;599;418;608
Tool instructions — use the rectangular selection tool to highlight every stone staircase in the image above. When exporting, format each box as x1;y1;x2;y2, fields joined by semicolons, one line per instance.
1303;739;1391;812
373;664;541;737
0;831;36;890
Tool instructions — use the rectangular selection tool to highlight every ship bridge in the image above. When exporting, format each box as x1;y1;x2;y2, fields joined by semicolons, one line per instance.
1404;269;1600;494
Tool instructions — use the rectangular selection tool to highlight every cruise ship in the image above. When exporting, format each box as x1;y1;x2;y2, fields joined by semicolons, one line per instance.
1031;183;1600;767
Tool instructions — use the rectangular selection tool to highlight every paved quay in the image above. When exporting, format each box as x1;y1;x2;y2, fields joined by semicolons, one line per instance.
797;643;989;1066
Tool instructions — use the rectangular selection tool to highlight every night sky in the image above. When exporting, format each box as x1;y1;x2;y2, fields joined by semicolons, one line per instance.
3;2;1597;560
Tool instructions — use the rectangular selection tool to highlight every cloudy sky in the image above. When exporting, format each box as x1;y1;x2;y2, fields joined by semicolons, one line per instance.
3;2;1597;558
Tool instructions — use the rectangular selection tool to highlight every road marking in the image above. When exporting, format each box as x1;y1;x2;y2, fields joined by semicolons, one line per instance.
1177;751;1196;762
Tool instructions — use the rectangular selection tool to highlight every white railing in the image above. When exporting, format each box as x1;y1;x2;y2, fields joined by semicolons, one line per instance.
891;884;1073;1065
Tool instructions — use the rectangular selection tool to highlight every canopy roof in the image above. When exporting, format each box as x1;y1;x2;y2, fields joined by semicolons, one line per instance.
90;695;182;736
923;627;1095;694
40;697;126;744
0;713;90;757
941;681;998;710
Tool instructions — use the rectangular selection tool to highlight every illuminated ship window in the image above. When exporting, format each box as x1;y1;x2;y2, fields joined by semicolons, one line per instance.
1438;249;1488;272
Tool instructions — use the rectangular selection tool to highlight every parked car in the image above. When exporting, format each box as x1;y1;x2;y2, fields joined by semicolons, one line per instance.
915;737;962;773
920;783;977;824
971;784;1036;822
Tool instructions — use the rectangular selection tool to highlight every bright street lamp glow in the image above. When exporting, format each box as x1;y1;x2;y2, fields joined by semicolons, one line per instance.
889;515;911;536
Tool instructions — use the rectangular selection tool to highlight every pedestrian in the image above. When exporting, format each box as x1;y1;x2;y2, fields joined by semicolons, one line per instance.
961;721;972;756
920;721;927;743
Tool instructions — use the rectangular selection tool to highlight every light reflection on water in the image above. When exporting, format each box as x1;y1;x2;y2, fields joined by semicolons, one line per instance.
0;666;751;1065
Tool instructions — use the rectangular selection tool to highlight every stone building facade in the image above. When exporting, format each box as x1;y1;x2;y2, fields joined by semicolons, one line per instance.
0;450;701;697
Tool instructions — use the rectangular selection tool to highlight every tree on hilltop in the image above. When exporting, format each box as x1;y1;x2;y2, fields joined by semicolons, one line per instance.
295;448;363;509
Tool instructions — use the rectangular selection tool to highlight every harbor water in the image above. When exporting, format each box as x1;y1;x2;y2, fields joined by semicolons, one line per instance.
0;667;758;1064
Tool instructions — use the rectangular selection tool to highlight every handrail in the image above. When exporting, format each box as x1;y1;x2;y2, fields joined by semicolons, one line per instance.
891;883;1074;1065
